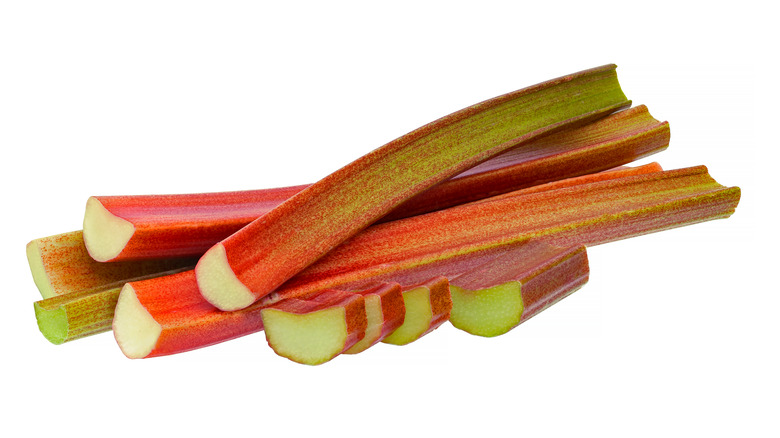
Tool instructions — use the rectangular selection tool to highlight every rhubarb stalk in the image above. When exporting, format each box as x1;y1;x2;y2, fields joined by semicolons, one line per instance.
112;165;740;359
83;104;665;261
194;65;630;311
27;231;196;299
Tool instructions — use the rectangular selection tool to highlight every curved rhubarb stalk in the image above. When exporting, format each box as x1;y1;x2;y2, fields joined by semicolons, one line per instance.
112;166;740;359
195;64;630;311
83;104;666;262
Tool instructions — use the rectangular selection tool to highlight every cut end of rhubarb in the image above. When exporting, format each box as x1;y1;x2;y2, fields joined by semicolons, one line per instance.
261;306;350;365
83;197;135;262
113;283;162;359
34;301;69;345
449;282;524;337
344;294;383;354
382;286;433;346
26;239;55;299
195;243;255;311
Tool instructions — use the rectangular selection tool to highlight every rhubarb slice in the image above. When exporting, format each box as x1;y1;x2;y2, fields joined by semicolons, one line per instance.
381;277;451;346
449;242;589;337
83;104;665;261
261;289;367;365
113;166;739;358
195;65;629;311
344;283;405;354
27;231;196;299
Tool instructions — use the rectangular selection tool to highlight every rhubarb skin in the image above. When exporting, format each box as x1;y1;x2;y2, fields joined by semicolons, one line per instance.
195;64;630;311
382;104;668;221
83;104;666;262
261;290;367;365
27;231;196;299
112;166;739;358
344;283;405;354
381;277;451;346
449;242;590;337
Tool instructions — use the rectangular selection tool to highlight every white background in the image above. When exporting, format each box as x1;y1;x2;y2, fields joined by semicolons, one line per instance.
1;1;776;436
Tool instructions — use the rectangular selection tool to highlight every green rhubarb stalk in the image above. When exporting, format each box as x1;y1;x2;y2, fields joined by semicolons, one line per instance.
194;64;630;311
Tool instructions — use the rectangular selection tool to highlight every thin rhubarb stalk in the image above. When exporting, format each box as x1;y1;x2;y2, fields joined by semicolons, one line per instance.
112;166;740;359
83;103;665;262
194;65;630;311
448;241;589;337
26;231;196;299
261;289;368;365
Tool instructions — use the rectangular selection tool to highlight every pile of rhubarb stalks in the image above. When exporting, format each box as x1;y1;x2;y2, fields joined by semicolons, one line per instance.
29;65;741;365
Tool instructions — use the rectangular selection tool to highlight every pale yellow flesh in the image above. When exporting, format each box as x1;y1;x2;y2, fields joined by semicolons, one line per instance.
345;295;383;354
449;281;524;337
112;284;163;359
195;243;256;311
262;307;348;365
26;240;55;299
382;287;431;346
82;197;135;262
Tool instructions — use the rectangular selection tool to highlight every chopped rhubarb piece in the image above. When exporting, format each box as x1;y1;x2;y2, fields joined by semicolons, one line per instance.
344;283;405;354
261;289;367;365
449;241;589;337
195;65;629;311
113;166;739;358
27;231;195;299
83;104;666;262
381;277;451;346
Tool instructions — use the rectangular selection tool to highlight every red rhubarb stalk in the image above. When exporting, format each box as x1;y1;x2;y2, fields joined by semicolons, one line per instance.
83;104;665;262
112;166;740;359
193;65;630;311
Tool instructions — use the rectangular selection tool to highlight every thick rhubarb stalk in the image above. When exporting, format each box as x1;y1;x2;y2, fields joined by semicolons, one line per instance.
261;289;368;365
27;231;196;299
112;166;740;359
449;242;589;337
194;65;630;311
83;104;665;261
